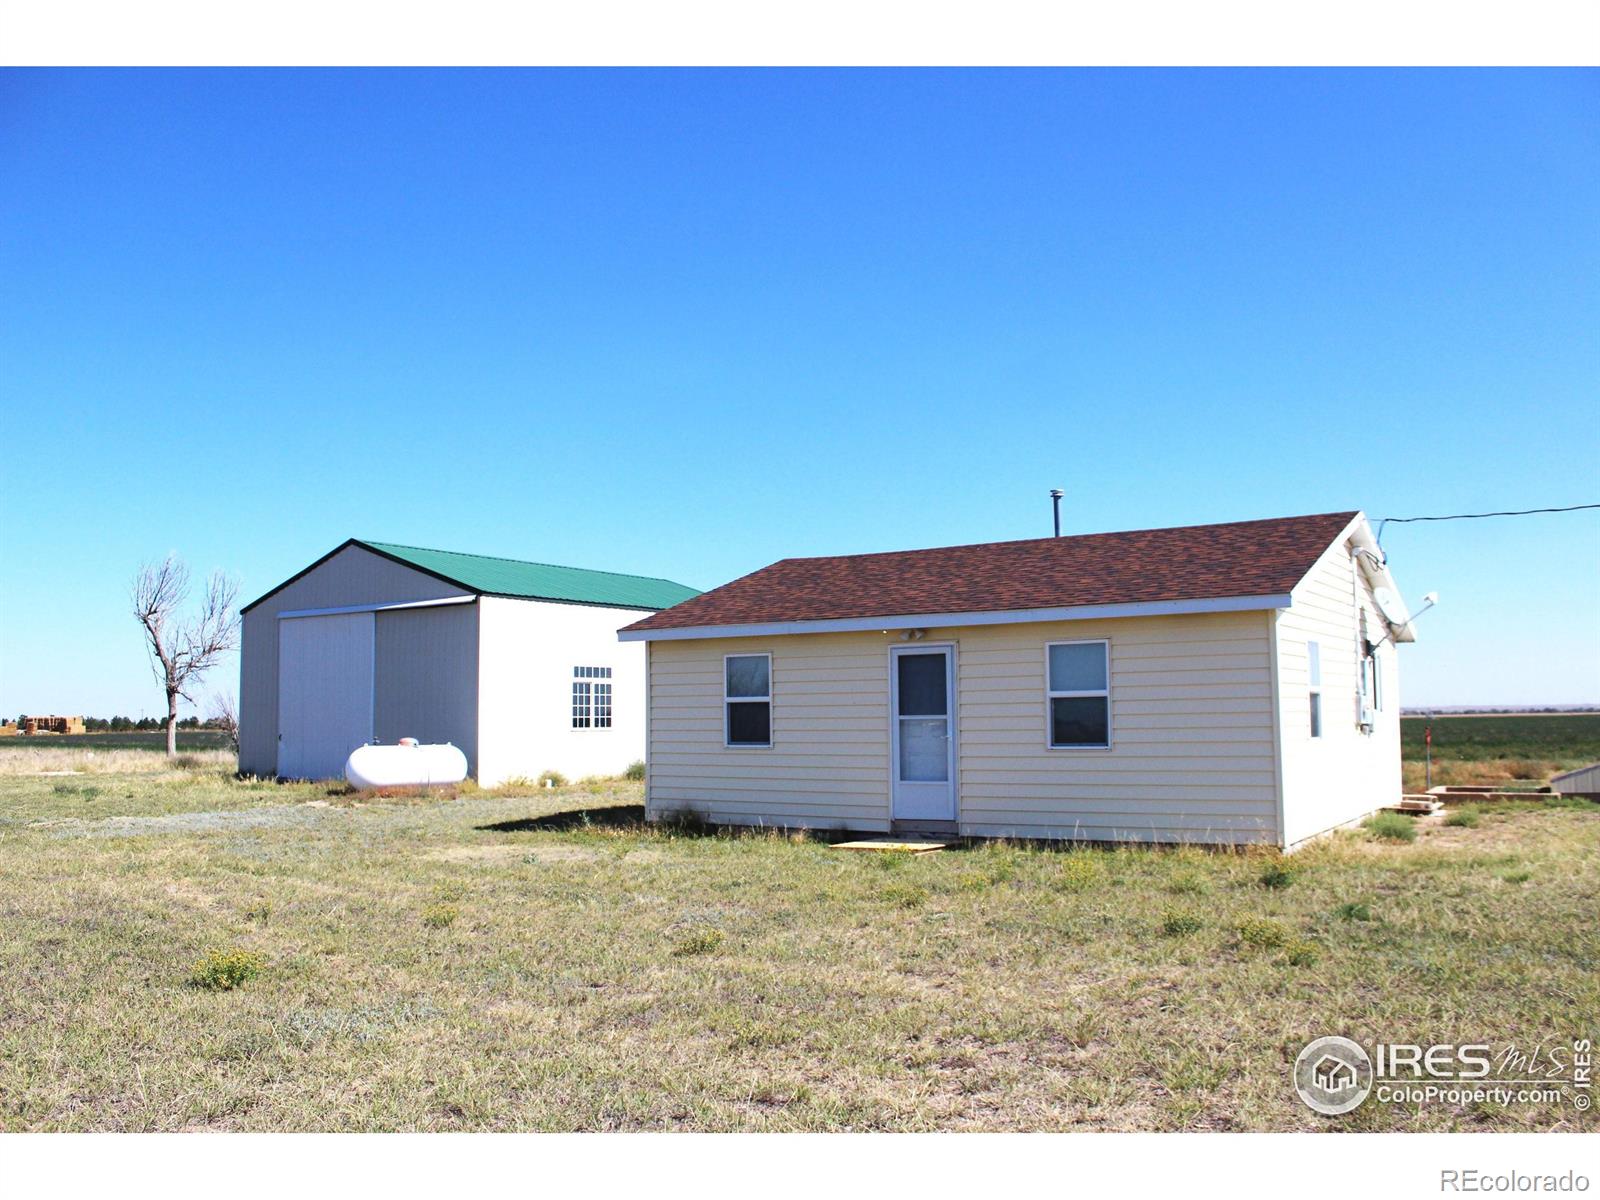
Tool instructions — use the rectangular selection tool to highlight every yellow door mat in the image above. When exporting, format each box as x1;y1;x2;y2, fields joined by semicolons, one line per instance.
832;839;948;854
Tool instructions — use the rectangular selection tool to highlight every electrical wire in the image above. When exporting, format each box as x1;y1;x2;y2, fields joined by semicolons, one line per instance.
1376;503;1600;546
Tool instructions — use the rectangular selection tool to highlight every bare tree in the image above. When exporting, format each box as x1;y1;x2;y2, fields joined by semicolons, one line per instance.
207;691;240;755
132;555;240;758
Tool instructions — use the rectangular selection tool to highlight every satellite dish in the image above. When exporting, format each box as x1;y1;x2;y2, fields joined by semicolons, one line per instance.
1372;586;1407;626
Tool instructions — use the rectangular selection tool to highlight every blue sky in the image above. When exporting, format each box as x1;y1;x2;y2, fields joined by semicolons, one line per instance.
2;68;1596;716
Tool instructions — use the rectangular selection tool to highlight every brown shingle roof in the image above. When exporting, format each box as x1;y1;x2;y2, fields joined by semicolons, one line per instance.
622;511;1360;633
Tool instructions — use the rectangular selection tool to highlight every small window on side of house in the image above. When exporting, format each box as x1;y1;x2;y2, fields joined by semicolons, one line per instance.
572;666;613;729
1361;653;1381;713
1307;640;1323;738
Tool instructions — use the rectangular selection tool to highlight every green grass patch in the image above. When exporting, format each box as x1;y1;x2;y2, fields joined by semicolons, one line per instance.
420;903;459;929
1160;910;1203;936
189;949;266;991
879;881;929;908
1258;862;1296;889
1053;854;1102;893
671;927;726;956
1364;812;1418;843
1237;917;1290;949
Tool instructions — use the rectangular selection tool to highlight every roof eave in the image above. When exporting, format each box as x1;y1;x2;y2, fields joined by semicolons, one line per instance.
618;592;1294;642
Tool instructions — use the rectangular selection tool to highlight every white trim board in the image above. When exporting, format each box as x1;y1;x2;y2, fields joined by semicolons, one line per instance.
618;593;1295;642
278;595;477;620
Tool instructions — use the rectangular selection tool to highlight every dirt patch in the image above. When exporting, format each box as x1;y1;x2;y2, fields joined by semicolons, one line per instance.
522;846;602;864
423;844;602;865
423;845;533;864
56;806;324;838
162;881;221;910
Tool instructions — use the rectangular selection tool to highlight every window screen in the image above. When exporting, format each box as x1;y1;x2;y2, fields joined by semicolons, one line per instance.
725;654;771;746
1046;641;1110;748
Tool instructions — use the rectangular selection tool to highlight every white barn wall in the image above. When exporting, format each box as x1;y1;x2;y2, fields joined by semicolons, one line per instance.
239;546;470;777
476;596;648;786
645;611;1282;844
1275;533;1402;846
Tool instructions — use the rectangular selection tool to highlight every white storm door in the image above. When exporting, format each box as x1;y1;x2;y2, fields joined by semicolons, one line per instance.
890;646;956;821
277;611;374;779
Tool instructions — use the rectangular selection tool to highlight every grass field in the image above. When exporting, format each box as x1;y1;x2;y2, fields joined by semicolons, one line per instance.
0;731;232;752
1;751;1595;1132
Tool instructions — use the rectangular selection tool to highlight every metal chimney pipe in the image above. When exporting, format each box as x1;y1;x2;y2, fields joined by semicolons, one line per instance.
1050;489;1064;537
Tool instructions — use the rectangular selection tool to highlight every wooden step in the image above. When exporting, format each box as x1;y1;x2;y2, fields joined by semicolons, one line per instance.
832;838;948;854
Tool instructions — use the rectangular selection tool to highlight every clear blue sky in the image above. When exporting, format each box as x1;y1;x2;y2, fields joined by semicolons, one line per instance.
2;69;1596;716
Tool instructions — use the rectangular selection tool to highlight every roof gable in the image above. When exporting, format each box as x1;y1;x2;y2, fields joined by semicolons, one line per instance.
242;540;700;614
622;511;1361;636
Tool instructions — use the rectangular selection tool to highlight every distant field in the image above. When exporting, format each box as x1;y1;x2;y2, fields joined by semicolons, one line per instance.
0;731;232;752
1400;714;1600;764
1399;712;1600;792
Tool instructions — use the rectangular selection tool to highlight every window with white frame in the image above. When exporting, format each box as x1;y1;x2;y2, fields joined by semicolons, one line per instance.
724;654;771;746
1307;641;1323;738
1046;640;1110;748
572;665;613;730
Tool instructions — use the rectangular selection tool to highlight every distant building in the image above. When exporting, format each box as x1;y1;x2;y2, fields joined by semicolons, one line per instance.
238;539;699;784
19;716;85;735
1551;763;1600;801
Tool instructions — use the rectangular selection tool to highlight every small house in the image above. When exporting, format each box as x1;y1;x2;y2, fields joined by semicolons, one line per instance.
239;540;699;783
620;511;1414;848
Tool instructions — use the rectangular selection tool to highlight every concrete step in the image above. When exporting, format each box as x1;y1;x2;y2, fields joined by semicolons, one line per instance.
1389;796;1445;815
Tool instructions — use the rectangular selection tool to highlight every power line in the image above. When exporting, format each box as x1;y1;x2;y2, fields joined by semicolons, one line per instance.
1376;503;1600;545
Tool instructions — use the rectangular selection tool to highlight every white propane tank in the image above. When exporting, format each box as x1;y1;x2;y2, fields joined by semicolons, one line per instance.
344;740;468;790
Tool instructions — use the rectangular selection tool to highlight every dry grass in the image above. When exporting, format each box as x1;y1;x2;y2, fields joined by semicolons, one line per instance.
0;746;236;777
1;765;1596;1132
1401;757;1569;793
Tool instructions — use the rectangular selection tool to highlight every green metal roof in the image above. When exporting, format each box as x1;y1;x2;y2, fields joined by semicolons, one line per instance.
359;540;701;611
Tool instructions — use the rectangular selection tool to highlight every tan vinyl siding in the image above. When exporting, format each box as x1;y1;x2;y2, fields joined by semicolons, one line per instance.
954;612;1279;844
238;545;471;777
646;611;1282;844
647;634;893;831
1275;533;1402;846
373;603;479;772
